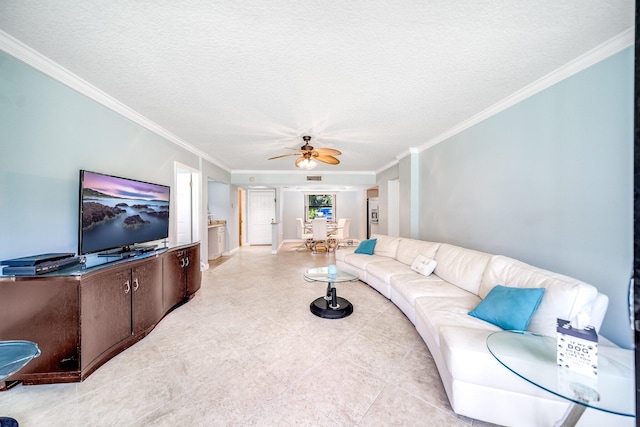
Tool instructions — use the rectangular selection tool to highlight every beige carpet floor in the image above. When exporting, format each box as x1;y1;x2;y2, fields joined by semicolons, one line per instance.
0;244;499;426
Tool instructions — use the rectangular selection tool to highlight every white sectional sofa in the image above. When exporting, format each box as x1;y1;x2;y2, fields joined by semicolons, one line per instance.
335;234;633;427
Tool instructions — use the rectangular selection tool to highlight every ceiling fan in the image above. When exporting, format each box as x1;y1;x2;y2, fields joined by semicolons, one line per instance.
268;136;342;170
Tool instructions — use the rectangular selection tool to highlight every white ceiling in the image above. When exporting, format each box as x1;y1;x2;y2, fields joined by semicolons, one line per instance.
0;1;634;173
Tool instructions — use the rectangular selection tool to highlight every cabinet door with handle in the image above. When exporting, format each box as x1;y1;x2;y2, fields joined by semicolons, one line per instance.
0;276;80;382
80;265;132;371
162;250;187;311
185;245;202;296
132;257;163;334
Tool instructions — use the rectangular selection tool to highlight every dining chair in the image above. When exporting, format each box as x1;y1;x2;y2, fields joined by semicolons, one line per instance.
333;218;351;248
296;218;313;249
310;218;328;253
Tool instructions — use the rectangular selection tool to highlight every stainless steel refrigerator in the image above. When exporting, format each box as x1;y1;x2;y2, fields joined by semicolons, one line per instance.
367;197;379;239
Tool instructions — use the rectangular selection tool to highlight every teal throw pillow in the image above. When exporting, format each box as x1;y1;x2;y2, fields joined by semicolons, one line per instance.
468;285;545;331
354;238;377;255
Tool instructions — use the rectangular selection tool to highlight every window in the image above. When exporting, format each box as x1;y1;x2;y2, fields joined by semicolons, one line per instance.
305;194;336;221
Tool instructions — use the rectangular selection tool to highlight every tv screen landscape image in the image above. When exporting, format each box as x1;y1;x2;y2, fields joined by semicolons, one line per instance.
79;170;170;255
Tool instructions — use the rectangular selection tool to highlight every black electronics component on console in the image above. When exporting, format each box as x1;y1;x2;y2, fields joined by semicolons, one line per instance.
1;253;81;276
1;253;76;267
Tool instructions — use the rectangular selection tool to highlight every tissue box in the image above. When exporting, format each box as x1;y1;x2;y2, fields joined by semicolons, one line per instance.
557;318;598;378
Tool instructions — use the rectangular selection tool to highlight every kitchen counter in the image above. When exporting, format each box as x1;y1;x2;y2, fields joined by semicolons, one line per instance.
208;222;226;259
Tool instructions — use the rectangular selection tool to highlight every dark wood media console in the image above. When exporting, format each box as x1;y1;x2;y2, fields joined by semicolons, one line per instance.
0;242;201;388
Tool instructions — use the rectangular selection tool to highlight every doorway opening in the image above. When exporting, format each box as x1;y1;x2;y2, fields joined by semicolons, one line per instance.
174;162;200;244
238;188;245;246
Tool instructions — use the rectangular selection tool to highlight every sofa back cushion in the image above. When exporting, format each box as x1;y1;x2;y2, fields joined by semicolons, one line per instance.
434;244;492;296
479;255;600;336
395;238;441;266
371;234;401;258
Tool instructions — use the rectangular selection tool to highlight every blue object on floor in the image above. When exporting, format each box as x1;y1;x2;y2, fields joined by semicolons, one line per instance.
0;417;18;427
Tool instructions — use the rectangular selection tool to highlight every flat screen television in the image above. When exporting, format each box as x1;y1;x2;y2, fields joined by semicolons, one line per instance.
78;170;170;255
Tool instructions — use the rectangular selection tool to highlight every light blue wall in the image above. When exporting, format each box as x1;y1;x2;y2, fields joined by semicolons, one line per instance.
0;52;222;262
335;190;366;240
398;154;421;239
208;181;230;222
201;159;233;259
281;191;304;239
207;180;232;254
374;164;400;236
418;48;633;348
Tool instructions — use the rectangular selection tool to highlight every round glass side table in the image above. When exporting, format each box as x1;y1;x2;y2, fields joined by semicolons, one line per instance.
486;331;634;427
303;266;359;319
0;341;41;427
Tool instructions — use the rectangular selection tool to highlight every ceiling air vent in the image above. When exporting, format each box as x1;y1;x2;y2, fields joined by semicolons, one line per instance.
306;175;322;182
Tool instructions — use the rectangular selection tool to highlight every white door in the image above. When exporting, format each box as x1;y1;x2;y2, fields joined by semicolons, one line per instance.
176;170;192;243
248;190;275;245
175;163;200;245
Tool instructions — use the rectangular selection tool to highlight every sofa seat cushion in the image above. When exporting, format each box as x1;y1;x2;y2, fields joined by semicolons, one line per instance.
392;274;475;302
434;244;492;296
414;295;495;348
366;259;414;283
438;326;561;399
480;255;600;337
335;259;366;282
335;247;356;263
342;252;388;271
395;238;441;266
391;275;476;324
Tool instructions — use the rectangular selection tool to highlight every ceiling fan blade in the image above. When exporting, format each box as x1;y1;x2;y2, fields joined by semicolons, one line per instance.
314;148;342;156
268;153;300;160
314;155;340;165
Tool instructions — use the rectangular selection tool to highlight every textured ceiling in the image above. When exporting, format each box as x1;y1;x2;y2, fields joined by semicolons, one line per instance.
0;1;634;173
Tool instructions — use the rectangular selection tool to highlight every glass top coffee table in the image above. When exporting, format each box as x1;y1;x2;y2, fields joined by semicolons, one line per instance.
0;340;41;382
303;266;359;319
0;340;40;427
486;330;634;427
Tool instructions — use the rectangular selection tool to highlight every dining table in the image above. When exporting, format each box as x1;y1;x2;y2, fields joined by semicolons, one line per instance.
304;221;341;252
304;222;340;236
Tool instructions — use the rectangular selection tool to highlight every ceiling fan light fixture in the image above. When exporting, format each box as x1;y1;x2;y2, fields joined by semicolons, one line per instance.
297;157;317;170
269;135;339;169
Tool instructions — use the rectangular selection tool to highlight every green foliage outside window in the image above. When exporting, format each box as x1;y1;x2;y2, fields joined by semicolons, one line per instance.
306;194;335;221
309;195;333;207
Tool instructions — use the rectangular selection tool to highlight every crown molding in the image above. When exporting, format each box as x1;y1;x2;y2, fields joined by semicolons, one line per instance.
403;28;635;157
375;159;399;175
0;30;230;173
